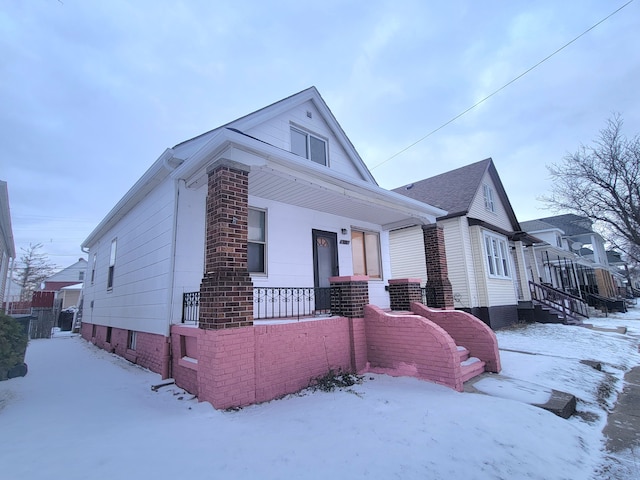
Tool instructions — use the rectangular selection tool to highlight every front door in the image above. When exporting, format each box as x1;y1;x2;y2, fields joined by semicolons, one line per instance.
312;229;338;310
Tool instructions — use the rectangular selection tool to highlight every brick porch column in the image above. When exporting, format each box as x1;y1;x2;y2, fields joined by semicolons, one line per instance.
422;224;454;309
388;278;422;311
198;160;254;329
329;275;369;318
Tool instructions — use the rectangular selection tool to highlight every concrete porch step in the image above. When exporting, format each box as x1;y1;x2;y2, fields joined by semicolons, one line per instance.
461;357;486;383
457;346;470;363
464;374;577;418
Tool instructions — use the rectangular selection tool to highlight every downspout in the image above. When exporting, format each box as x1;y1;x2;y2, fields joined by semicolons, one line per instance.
162;150;183;380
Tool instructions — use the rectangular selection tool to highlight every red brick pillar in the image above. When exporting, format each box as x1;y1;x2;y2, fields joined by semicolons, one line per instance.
329;275;369;318
422;224;453;309
199;160;254;329
388;278;423;311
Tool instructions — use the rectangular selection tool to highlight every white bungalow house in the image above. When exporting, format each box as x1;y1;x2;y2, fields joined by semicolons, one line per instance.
78;87;462;377
389;158;538;329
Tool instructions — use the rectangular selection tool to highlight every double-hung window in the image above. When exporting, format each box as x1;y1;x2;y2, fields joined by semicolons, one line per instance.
90;253;97;285
248;208;266;274
291;127;327;166
107;239;117;290
483;183;495;212
484;232;510;278
351;230;381;279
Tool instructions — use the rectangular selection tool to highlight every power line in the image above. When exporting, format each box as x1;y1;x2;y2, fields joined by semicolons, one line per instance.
370;0;635;171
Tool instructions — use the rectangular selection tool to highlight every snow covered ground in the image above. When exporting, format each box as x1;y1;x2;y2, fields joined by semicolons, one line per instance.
1;309;639;480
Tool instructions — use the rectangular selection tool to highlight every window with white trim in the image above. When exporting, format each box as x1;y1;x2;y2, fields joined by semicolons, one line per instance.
127;330;137;350
483;183;495;212
483;232;510;278
91;253;96;285
291;127;327;166
248;208;266;274
351;230;381;279
107;239;117;290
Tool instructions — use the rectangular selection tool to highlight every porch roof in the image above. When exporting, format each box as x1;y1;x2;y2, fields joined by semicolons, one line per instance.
173;128;447;230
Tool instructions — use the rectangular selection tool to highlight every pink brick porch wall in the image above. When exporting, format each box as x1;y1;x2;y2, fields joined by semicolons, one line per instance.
171;325;199;396
410;302;501;373
81;322;170;378
253;318;366;404
193;317;366;410
364;305;465;391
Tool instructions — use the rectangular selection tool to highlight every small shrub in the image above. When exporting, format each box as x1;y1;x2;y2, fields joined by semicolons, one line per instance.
0;313;28;381
310;369;364;392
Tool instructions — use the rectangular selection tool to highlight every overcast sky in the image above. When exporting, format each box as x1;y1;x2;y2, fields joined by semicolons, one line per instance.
1;0;639;270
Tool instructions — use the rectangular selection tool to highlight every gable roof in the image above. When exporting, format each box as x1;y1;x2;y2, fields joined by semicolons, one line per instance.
533;214;594;236
392;158;522;229
46;258;87;282
520;219;563;234
82;88;446;248
173;86;378;185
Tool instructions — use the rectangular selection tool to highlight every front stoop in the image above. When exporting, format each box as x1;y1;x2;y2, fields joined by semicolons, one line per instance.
458;346;486;383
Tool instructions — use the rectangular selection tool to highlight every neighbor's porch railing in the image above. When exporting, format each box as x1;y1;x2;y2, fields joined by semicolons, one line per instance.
529;281;590;321
181;287;333;324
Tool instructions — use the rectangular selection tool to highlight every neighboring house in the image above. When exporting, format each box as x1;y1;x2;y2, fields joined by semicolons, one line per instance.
42;258;87;292
0;180;16;313
79;87;500;409
521;214;627;311
390;158;538;329
58;283;82;309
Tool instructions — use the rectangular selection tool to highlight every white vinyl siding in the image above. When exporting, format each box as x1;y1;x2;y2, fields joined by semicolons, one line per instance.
389;226;427;284
82;179;176;335
440;217;477;309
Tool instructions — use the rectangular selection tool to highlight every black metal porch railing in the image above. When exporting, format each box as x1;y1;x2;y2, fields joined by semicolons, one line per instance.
253;287;332;320
181;287;333;324
584;291;627;314
182;291;200;324
529;281;590;321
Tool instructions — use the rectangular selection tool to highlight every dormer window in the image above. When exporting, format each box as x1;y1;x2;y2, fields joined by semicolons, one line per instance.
291;127;327;166
483;183;495;212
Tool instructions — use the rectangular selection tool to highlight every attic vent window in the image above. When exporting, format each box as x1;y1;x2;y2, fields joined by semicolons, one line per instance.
291;127;327;166
483;183;495;213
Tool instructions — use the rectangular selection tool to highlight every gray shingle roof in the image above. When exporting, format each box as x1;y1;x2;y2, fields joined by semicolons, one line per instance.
520;219;560;233
392;158;492;216
533;214;594;235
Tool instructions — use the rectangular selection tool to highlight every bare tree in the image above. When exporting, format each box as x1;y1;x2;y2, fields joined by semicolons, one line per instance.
13;243;57;301
543;114;640;263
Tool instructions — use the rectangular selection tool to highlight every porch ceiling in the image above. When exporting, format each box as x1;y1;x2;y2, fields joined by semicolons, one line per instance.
175;129;445;230
248;166;431;230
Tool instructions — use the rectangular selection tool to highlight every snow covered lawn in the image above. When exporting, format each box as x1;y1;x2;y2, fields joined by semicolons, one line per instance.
1;310;639;480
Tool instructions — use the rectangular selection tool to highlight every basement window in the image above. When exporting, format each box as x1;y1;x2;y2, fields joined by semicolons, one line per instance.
127;330;137;351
